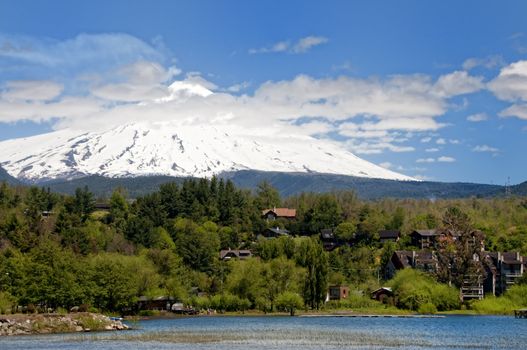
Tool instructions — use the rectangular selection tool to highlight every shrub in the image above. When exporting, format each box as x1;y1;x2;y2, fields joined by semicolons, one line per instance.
0;291;15;314
388;269;459;311
275;292;304;316
470;295;517;315
418;302;437;314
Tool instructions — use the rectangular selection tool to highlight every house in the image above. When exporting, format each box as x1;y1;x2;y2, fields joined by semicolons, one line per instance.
94;203;111;211
379;230;400;243
482;251;525;295
219;249;252;261
320;228;339;251
410;229;439;249
371;287;393;302
327;285;350;301
137;296;175;311
384;250;438;279
262;227;290;238
262;208;296;221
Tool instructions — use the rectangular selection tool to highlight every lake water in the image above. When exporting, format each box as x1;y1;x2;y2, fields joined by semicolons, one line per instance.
1;315;526;349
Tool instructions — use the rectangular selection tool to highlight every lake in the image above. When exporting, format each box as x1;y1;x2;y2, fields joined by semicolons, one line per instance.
1;315;526;349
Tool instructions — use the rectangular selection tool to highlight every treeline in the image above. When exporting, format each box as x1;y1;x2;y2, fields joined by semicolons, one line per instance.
0;179;527;314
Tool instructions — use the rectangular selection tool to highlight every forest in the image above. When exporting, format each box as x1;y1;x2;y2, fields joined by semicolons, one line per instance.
0;178;527;315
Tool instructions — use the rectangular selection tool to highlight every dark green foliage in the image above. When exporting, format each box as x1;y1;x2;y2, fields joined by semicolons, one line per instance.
1;179;527;315
254;180;281;210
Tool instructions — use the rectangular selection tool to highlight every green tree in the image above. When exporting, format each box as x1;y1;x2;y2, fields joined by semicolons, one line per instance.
296;238;328;310
334;222;356;242
276;291;304;316
254;181;281;210
173;219;220;273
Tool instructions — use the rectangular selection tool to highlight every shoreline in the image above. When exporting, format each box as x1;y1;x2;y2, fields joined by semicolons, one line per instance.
0;312;129;336
125;308;510;321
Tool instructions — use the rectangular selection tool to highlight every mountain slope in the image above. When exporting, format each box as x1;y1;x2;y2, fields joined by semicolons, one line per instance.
0;166;20;185
40;171;506;200
0;121;413;182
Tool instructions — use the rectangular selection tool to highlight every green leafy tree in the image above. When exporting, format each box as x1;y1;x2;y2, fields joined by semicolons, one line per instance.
296;238;328;310
334;222;356;242
254;181;281;210
276;291;304;316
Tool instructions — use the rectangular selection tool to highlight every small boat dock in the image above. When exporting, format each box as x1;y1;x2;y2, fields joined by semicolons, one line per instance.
514;309;527;318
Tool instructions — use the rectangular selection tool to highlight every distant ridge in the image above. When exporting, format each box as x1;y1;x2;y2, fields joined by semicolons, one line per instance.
0;166;20;185
35;170;514;200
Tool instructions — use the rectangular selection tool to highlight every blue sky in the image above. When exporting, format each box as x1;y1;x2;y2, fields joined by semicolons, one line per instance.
0;0;527;184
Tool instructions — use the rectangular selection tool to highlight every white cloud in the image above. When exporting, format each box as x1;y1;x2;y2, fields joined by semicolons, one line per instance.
467;113;488;122
437;156;456;162
462;55;504;70
433;71;484;98
291;36;328;53
248;41;289;54
489;61;527;120
2;80;63;101
416;158;435;163
379;162;393;169
249;36;328;54
346;139;415;155
226;81;250;93
0;33;166;72
416;156;455;163
499;103;527;120
425;148;439;152
472;145;499;153
436;138;446;144
0;33;500;160
420;137;432;143
449;139;460;144
488;60;527;101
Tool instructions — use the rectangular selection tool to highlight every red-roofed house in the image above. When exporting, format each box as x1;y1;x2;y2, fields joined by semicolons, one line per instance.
262;207;297;221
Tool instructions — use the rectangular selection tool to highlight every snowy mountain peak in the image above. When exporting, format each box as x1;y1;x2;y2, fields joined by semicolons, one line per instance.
0;121;415;182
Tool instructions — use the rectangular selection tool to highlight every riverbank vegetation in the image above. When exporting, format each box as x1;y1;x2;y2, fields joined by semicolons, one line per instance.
0;179;526;315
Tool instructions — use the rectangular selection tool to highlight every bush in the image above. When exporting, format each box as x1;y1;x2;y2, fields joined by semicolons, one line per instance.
0;291;15;314
275;292;303;316
418;302;437;314
26;303;36;314
138;310;159;316
504;284;527;306
470;295;517;315
388;269;459;311
470;285;527;315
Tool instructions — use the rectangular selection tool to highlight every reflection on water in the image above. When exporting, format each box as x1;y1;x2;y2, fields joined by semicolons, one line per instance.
1;315;526;350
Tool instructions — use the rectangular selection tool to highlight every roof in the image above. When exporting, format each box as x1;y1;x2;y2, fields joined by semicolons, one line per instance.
392;250;414;268
415;250;436;264
320;228;334;240
265;227;290;236
412;229;438;237
262;208;297;218
220;249;252;260
371;287;393;295
392;250;437;269
379;230;400;239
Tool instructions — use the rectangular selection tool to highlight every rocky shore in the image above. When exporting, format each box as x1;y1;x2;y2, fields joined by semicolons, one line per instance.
0;313;128;336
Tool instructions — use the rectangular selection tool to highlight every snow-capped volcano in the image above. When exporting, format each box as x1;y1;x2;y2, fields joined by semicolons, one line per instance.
0;121;414;182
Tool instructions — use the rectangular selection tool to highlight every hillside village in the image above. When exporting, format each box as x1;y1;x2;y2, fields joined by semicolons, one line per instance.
0;178;527;316
228;207;526;303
